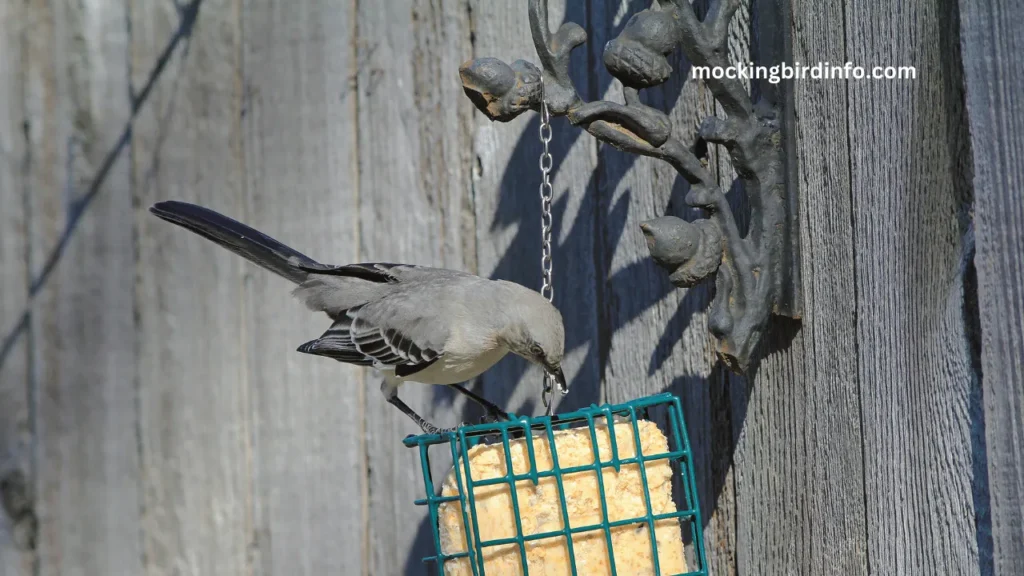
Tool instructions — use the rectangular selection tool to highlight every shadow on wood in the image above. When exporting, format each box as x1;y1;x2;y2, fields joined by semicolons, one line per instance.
403;5;775;572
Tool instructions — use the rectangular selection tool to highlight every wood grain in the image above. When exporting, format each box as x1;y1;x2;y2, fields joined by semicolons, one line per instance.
0;0;1013;573
21;1;142;574
586;1;736;573
846;0;980;573
728;0;871;573
723;0;808;571
354;1;475;574
717;0;816;569
240;1;366;574
0;0;34;572
959;1;1024;573
130;1;253;574
468;0;602;425
690;1;741;572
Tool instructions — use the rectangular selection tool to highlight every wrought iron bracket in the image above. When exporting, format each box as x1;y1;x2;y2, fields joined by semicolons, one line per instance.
459;0;801;373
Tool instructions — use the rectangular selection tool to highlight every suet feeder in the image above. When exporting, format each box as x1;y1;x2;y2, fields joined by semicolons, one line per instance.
404;393;707;576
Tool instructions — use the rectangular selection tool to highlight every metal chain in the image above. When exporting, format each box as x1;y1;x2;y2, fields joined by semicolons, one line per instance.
539;101;554;303
538;96;558;415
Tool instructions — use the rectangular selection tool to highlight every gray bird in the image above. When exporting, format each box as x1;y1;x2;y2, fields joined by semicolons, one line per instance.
149;201;566;434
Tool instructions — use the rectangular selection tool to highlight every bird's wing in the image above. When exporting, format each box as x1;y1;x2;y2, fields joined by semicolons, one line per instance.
297;299;448;377
296;262;473;282
292;263;478;316
294;262;404;283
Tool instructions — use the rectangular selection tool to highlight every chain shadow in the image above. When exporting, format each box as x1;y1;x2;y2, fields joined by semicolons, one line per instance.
430;63;699;423
404;0;743;572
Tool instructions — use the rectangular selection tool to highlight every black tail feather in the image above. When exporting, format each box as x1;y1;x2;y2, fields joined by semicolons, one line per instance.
297;338;373;365
149;200;318;284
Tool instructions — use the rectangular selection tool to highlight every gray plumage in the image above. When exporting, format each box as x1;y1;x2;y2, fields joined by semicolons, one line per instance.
149;200;565;433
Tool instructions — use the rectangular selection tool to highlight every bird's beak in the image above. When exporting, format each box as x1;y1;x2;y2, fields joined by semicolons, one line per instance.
547;366;567;394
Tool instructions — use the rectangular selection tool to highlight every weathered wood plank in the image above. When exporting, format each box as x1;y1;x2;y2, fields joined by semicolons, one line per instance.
959;1;1024;573
586;1;738;573
468;0;602;424
0;1;34;573
730;0;870;573
786;0;870;570
846;0;980;573
692;2;740;572
0;1;1006;574
412;0;479;274
710;2;817;572
241;1;365;573
21;1;142;574
589;3;716;406
719;4;802;575
130;1;253;574
354;2;475;573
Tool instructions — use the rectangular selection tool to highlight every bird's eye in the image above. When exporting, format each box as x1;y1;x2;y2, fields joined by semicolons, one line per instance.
530;343;544;357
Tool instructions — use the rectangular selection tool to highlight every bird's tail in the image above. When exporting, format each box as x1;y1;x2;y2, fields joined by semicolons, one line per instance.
149;200;318;284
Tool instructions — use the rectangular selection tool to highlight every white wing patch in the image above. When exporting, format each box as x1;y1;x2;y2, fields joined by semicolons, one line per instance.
298;306;441;376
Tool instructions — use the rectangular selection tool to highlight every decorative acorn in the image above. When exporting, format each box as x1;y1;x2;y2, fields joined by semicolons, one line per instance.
603;9;682;88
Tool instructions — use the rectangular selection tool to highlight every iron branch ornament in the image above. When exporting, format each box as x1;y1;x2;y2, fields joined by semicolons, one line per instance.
459;0;801;373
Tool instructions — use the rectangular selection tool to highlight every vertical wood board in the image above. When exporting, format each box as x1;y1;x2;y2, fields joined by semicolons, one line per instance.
0;0;34;572
131;1;253;574
846;0;980;572
959;0;1024;573
22;1;142;574
241;1;366;574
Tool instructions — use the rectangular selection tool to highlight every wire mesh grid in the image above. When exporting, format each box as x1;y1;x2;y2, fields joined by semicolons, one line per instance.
403;393;708;576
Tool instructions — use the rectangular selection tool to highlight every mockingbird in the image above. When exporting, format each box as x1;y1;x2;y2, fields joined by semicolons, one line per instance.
149;201;566;433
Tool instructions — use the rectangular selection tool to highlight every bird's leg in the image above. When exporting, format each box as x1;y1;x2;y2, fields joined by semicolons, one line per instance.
381;379;456;435
450;383;511;423
389;395;450;435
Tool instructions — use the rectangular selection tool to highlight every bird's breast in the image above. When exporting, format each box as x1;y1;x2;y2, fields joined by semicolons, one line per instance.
401;346;508;385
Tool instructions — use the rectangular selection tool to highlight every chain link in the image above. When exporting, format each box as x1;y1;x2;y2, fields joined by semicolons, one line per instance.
539;101;554;304
538;96;561;415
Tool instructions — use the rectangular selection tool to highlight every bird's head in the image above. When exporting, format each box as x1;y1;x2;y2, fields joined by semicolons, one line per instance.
498;284;566;391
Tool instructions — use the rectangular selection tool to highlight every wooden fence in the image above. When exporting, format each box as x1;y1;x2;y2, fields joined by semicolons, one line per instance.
1;0;1020;575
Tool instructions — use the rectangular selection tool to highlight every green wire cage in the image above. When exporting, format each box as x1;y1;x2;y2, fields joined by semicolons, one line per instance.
403;393;708;576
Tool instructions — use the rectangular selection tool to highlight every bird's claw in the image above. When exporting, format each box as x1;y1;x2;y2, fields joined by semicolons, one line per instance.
480;411;509;425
